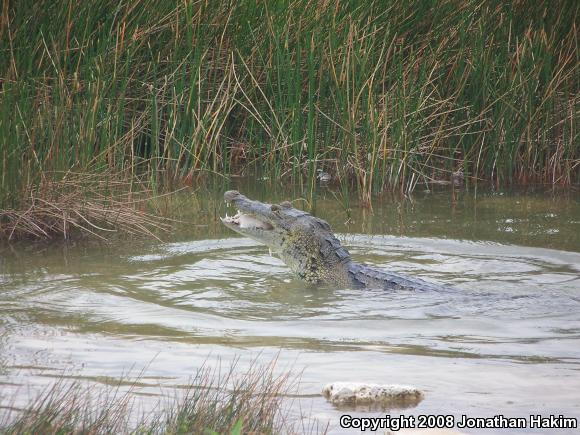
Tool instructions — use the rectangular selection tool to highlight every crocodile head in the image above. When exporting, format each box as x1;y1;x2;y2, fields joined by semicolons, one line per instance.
221;190;353;285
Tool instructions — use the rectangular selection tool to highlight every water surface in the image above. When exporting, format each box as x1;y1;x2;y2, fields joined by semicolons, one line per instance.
1;186;579;433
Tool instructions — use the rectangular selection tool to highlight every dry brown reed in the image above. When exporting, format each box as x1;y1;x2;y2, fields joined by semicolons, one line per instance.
0;172;174;241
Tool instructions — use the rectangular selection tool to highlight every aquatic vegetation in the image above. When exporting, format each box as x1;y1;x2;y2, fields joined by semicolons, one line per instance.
0;171;174;241
0;359;317;434
1;0;577;224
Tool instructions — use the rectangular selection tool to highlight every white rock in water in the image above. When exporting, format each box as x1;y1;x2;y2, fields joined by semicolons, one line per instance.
322;382;423;406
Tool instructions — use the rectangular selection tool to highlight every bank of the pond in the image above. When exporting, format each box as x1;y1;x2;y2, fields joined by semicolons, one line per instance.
1;0;578;217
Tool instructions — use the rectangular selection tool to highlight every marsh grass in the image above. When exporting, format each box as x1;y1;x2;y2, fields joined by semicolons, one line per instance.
1;0;578;215
0;171;176;241
0;359;315;434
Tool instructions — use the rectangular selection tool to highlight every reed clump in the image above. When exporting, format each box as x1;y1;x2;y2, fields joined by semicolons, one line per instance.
1;0;578;213
0;172;173;241
0;360;314;434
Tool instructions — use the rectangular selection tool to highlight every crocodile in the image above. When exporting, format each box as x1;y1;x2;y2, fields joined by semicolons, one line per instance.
221;190;450;291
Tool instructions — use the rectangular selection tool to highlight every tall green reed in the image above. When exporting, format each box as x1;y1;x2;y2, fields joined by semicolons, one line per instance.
1;0;577;210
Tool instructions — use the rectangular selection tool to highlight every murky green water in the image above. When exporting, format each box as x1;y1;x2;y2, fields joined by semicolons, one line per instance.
1;185;579;433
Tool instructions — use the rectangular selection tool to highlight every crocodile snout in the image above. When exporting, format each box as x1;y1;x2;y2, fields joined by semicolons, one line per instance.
224;190;242;202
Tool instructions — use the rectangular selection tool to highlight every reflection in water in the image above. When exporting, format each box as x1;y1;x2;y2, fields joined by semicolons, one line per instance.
1;187;579;432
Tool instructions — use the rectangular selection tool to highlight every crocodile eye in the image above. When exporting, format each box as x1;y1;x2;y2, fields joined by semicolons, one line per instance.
271;204;281;212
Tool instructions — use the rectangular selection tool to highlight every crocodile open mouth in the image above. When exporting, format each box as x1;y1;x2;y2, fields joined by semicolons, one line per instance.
221;211;273;230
